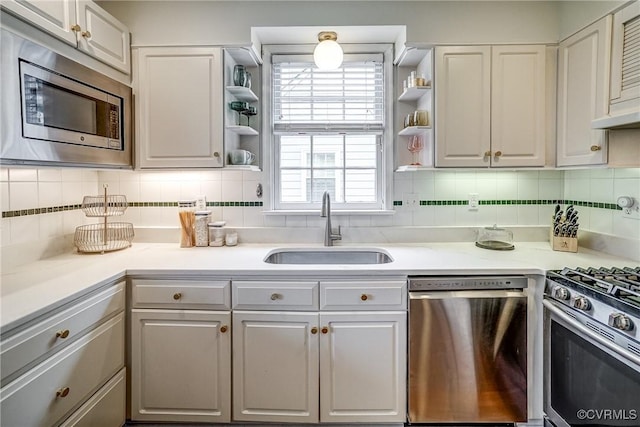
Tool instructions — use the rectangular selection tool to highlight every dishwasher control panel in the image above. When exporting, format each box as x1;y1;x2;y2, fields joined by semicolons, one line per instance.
409;276;528;291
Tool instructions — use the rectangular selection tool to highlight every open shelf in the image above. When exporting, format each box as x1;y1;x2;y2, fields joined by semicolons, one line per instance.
398;126;431;136
227;125;259;136
226;86;259;102
224;164;261;171
398;85;431;102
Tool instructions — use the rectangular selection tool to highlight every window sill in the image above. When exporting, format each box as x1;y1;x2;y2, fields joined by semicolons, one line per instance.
262;209;395;216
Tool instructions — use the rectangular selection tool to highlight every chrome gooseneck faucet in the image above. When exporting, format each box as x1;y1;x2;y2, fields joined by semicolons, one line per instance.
321;191;342;246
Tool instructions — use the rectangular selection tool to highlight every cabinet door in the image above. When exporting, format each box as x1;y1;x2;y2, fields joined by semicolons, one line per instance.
491;45;546;167
610;1;640;114
130;310;231;423
319;312;406;423
233;311;319;423
435;46;491;167
135;47;224;168
76;0;130;74
1;0;78;46
557;17;611;166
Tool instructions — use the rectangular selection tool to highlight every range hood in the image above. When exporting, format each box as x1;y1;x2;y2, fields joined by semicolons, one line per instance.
592;110;640;130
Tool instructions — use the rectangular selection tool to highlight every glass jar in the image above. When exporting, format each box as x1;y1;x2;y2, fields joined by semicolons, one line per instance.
194;211;211;247
208;221;226;247
225;229;238;246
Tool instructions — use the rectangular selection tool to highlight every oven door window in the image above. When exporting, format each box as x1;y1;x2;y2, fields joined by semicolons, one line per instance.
550;321;640;426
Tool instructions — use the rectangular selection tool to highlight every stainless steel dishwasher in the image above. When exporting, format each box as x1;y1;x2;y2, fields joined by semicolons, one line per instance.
408;276;528;424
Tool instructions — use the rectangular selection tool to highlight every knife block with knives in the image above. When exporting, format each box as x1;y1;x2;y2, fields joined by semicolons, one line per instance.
550;204;578;253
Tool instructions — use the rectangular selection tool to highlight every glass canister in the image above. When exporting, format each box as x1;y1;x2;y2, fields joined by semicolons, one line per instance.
194;211;211;247
225;229;238;246
208;221;226;247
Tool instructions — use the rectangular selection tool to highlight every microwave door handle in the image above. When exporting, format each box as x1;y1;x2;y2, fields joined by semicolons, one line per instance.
543;299;640;367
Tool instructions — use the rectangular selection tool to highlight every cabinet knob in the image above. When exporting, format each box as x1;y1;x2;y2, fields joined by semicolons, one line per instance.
270;293;281;301
81;31;92;39
173;293;182;300
56;329;70;339
56;387;70;398
214;152;220;158
70;24;81;32
360;294;368;301
321;326;329;334
484;151;492;157
590;145;602;152
311;327;318;335
220;325;228;333
494;151;502;157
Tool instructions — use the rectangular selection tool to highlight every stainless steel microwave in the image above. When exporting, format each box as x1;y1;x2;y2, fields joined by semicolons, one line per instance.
1;29;132;168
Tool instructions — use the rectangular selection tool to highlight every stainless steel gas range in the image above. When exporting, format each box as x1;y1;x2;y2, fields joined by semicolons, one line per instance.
544;267;640;427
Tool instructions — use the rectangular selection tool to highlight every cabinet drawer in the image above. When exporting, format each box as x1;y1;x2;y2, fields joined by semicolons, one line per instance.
233;281;318;310
1;313;125;427
320;281;407;310
1;281;125;384
59;368;126;427
132;279;230;309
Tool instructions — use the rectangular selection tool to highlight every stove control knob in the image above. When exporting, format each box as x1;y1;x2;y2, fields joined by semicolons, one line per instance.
553;286;570;301
572;296;591;311
608;313;634;331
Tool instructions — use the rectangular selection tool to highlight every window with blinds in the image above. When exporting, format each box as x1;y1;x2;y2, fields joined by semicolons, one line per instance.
271;53;387;211
273;54;384;131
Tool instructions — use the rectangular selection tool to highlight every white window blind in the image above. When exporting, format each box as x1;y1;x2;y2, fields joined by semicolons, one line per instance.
272;54;384;131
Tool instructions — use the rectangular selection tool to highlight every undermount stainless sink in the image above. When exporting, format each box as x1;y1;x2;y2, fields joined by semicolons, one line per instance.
264;248;393;265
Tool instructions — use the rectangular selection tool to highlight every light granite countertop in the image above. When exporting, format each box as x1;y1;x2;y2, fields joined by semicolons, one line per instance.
1;241;637;330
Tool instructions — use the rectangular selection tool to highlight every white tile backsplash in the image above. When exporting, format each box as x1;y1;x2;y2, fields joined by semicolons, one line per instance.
2;167;639;252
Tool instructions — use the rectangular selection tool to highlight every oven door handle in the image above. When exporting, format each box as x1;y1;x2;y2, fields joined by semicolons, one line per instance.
543;299;640;367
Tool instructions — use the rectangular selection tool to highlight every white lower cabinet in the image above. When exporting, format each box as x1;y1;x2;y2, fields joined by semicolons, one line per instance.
129;278;232;423
232;279;407;424
0;281;126;427
232;311;319;423
319;312;406;423
130;309;231;423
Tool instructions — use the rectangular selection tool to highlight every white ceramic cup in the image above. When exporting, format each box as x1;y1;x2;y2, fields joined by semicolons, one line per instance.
229;149;255;165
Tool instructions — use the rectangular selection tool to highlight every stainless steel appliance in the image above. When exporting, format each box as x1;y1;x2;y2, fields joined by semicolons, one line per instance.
1;29;132;168
544;267;640;427
408;276;528;424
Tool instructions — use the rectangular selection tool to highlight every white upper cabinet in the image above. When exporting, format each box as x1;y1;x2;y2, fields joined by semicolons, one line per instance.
134;47;224;169
557;16;611;166
435;46;491;167
435;45;547;167
1;0;130;73
75;0;130;73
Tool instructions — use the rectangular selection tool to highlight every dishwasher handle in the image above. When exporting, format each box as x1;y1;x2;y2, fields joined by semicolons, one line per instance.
410;289;526;300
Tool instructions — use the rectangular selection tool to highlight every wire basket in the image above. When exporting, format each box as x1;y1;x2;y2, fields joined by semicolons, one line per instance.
81;194;128;217
74;222;134;253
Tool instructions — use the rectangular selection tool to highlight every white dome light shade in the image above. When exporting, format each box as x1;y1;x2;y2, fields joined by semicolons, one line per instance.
313;32;343;70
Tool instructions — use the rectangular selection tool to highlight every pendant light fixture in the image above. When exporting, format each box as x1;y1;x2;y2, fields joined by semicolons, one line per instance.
313;31;343;70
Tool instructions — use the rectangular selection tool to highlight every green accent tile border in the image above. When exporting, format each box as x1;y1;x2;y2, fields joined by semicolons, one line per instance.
392;199;623;210
1;201;264;218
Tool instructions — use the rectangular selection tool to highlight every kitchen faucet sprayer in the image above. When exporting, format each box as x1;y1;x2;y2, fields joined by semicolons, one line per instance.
321;191;341;246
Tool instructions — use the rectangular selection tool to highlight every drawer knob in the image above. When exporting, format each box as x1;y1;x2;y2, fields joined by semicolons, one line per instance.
270;293;281;301
70;24;81;32
56;387;70;398
81;30;92;39
220;325;228;333
360;294;368;301
590;145;602;152
484;150;491;157
321;326;329;334
311;327;318;335
494;151;502;157
56;329;70;339
173;293;182;300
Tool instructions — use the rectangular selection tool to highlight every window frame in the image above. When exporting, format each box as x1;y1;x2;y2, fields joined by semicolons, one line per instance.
263;43;394;214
